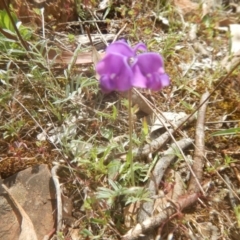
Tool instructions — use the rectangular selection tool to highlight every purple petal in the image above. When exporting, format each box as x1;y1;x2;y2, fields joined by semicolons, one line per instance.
96;53;133;92
132;43;148;54
99;75;115;93
136;53;164;73
132;52;170;91
157;73;170;87
147;73;170;91
106;41;134;57
131;64;147;88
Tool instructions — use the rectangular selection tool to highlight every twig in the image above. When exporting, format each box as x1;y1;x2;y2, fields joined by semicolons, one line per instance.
40;8;45;39
89;11;109;47
122;193;199;240
58;20;122;25
51;165;63;233
188;91;210;193
133;89;205;195
137;138;193;223
113;23;128;43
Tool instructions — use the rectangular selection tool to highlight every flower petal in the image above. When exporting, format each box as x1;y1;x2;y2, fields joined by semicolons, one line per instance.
99;75;115;93
136;53;164;73
147;73;170;91
131;64;147;88
96;53;133;92
132;52;170;91
106;41;134;57
132;43;147;54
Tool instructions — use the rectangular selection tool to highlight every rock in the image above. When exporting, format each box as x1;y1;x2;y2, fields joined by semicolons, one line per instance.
0;164;56;240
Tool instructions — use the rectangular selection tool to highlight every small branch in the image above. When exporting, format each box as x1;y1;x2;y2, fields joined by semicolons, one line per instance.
188;91;210;193
133;90;205;195
123;193;199;240
51;165;63;233
138;138;193;223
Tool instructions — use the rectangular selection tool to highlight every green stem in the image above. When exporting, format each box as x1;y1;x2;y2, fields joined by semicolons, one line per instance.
128;89;134;185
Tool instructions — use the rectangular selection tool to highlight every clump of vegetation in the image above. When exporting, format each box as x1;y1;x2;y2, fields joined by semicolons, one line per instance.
0;0;240;239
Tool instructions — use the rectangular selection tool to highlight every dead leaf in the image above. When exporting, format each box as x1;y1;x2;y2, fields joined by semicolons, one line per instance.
217;17;236;28
47;48;105;65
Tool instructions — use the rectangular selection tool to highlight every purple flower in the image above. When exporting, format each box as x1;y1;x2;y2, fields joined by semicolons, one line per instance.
96;40;170;93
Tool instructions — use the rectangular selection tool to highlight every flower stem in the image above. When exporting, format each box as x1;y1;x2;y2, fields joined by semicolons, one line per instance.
128;89;134;186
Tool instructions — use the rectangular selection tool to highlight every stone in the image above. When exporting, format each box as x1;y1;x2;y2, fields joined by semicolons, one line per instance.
0;164;56;240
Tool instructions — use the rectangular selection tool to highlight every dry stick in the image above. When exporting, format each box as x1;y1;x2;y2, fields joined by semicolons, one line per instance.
122;193;199;240
41;7;45;39
133;89;205;195
188;91;210;193
137;138;193;223
122;92;210;240
133;89;240;198
86;26;94;46
90;11;109;47
51;165;63;233
58;20;122;26
112;23;128;43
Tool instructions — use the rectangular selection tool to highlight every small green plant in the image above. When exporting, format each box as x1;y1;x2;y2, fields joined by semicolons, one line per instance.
67;33;75;43
1;119;25;139
211;127;240;136
56;231;65;240
224;155;237;166
96;179;151;207
0;9;32;54
234;205;240;227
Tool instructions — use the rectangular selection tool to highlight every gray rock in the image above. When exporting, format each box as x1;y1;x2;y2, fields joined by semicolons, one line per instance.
0;165;56;240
